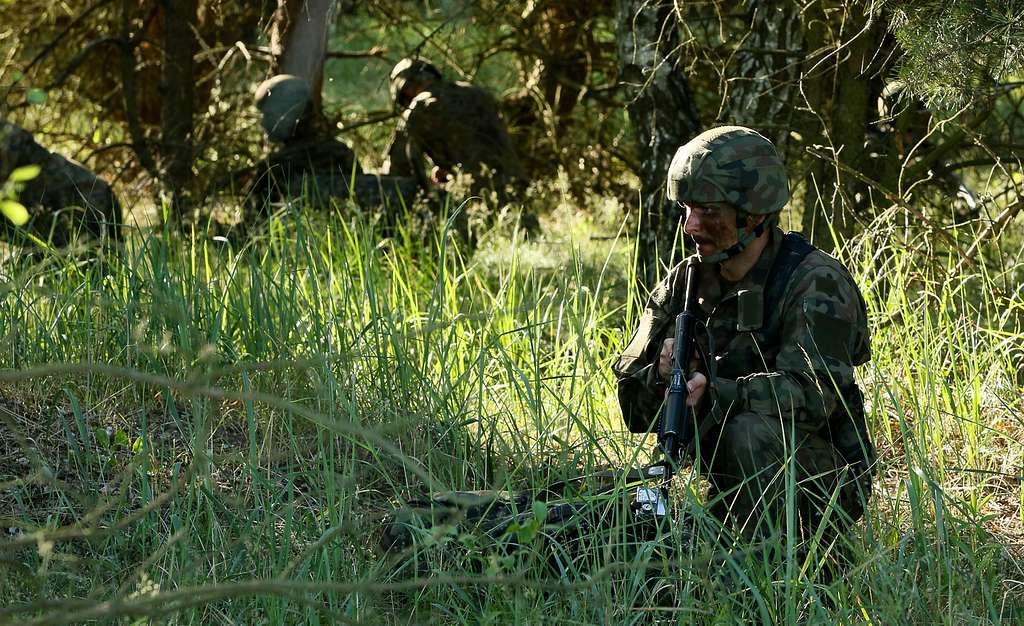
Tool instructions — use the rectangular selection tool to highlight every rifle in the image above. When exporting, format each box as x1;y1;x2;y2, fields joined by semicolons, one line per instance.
633;255;700;520
659;255;700;476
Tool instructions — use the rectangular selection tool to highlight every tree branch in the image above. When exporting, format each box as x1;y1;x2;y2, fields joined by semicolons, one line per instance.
43;37;122;92
325;48;388;60
952;197;1024;277
23;0;117;75
327;111;400;134
807;146;977;268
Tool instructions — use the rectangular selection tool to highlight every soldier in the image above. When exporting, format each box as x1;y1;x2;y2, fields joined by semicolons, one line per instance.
0;120;121;245
382;58;525;197
250;74;422;214
614;126;875;544
252;74;362;201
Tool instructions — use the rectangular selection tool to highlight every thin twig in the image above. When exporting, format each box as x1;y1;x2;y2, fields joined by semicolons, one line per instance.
806;147;977;268
329;111;400;134
11;554;739;626
944;466;1024;482
43;37;122;92
952;198;1024;277
325;48;388;60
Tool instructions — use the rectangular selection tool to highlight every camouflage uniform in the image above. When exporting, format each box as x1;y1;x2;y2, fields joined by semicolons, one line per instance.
614;127;874;540
382;61;524;196
250;75;364;209
0;120;121;244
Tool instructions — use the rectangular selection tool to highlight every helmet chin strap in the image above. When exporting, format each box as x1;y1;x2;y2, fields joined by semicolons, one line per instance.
697;213;776;265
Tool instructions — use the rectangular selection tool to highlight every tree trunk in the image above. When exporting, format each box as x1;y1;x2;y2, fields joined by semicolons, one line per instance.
271;0;335;124
616;0;701;287
725;1;803;150
504;1;605;181
799;6;886;250
521;2;601;130
160;0;197;214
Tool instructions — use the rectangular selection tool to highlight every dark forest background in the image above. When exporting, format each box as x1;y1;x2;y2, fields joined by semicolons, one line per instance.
3;1;1022;277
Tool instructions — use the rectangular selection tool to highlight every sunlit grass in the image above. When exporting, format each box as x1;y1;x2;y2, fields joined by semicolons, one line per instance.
0;191;1022;624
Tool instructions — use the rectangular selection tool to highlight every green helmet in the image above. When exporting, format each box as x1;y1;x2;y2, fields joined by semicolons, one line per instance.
255;74;312;143
389;58;442;109
667;125;789;216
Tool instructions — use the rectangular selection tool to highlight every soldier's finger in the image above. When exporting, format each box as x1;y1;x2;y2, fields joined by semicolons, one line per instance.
658;339;673;376
685;373;707;407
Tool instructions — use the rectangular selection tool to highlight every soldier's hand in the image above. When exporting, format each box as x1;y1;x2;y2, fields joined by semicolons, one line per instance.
658;338;675;381
686;372;707;408
660;337;706;407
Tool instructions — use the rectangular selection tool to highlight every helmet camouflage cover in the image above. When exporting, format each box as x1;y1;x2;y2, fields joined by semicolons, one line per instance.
666;126;790;215
255;74;312;142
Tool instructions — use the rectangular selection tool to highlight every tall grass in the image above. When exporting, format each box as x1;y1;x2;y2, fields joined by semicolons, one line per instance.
0;195;1021;624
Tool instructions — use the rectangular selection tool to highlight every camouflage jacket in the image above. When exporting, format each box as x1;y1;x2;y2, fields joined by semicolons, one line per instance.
614;227;874;469
382;80;524;190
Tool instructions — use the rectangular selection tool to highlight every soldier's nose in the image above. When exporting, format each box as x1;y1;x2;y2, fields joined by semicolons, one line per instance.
683;211;701;235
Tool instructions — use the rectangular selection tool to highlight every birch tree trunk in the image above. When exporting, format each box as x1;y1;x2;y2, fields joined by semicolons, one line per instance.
616;0;701;287
271;0;335;125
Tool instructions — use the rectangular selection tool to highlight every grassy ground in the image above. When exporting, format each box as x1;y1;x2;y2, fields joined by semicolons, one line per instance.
0;189;1022;625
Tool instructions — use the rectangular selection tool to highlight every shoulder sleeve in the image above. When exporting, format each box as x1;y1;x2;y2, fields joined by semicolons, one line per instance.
382;122;416;177
404;94;457;169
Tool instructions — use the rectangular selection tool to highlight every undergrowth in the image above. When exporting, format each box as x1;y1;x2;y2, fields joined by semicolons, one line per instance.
0;192;1022;625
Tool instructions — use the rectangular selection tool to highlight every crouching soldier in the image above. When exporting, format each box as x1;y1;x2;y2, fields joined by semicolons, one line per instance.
614;126;876;549
1;120;121;245
252;74;362;200
250;74;419;214
382;58;525;198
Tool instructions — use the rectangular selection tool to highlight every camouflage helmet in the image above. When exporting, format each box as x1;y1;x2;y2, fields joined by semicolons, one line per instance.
255;74;311;143
389;58;442;108
667;126;789;216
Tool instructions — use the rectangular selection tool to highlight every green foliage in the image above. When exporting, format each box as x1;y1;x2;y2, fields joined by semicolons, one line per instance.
0;200;29;226
888;1;1024;108
0;164;40;225
24;88;46;106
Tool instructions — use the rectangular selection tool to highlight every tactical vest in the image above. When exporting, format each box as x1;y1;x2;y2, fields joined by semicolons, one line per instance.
706;231;875;472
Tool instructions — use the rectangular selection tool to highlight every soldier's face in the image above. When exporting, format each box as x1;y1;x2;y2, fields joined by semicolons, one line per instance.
682;202;739;257
398;78;433;108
